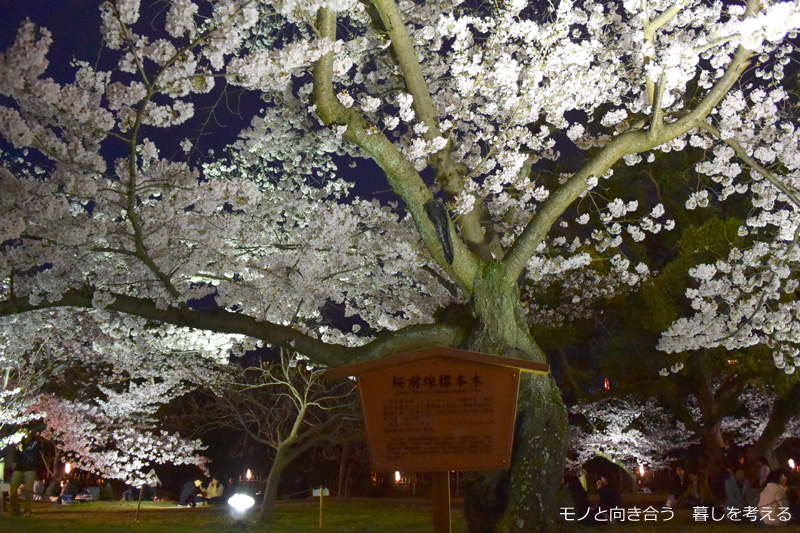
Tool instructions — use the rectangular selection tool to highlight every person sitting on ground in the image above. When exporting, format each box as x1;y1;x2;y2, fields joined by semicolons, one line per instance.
725;463;756;510
759;469;791;526
32;478;46;501
58;478;79;504
675;470;716;508
204;476;225;504
141;468;161;501
179;479;204;507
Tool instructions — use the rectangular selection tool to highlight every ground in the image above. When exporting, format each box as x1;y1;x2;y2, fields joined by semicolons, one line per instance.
0;496;791;531
1;499;468;532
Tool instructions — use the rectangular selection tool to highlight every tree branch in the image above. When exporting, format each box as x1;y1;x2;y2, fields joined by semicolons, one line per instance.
502;42;753;282
312;7;482;292
0;287;468;367
697;121;800;209
643;2;684;104
368;0;500;261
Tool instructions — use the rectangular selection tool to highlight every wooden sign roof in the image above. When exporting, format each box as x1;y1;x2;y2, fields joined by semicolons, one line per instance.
324;346;550;380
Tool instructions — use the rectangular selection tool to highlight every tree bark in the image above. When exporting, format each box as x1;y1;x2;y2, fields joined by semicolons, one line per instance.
461;263;568;533
338;442;350;498
747;381;800;466
255;449;289;525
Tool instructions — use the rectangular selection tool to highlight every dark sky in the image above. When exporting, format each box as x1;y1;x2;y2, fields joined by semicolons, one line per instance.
1;1;106;72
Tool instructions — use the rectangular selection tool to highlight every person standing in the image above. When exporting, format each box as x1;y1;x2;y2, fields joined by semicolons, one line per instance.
596;473;621;511
9;428;41;516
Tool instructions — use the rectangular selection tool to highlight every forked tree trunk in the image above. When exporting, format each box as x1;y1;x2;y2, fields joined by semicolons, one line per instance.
461;264;568;533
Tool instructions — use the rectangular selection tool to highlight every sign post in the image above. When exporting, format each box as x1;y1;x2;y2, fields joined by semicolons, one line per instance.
325;347;549;533
312;486;329;528
432;471;450;533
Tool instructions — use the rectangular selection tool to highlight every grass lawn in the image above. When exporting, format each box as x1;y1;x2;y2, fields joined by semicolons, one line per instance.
1;498;469;532
0;497;793;532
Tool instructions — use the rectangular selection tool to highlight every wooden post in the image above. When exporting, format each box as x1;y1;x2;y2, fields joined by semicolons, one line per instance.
432;471;450;533
134;483;144;523
319;485;323;528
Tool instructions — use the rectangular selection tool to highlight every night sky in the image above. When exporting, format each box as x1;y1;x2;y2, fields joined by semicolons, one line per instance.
1;1;106;72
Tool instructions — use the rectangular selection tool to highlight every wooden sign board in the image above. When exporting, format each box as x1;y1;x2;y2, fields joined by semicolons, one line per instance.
325;347;549;472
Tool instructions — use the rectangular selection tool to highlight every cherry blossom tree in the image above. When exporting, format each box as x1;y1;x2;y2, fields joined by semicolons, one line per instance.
569;395;695;471
2;1;800;530
0;310;236;485
0;383;43;448
34;394;209;488
568;384;800;475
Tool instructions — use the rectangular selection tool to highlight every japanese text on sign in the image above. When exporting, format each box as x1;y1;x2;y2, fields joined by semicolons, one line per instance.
356;356;521;470
391;373;484;389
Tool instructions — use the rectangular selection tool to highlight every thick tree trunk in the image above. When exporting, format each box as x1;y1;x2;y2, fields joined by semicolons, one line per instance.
747;381;800;467
688;354;727;475
701;423;726;463
461;264;568;533
255;449;288;525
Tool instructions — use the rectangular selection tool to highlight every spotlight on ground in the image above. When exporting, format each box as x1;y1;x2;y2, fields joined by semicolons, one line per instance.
228;493;255;524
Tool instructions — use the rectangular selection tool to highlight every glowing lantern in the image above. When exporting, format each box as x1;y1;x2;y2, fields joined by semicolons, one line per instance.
228;492;255;523
228;493;255;512
395;471;401;483
638;465;645;477
245;469;252;480
789;459;796;470
65;462;72;474
604;378;610;391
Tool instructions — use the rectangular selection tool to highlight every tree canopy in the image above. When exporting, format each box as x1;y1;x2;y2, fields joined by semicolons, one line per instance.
2;1;800;530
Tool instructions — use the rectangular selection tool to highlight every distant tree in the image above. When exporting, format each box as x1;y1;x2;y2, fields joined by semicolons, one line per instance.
1;311;226;485
178;351;358;525
569;395;694;471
